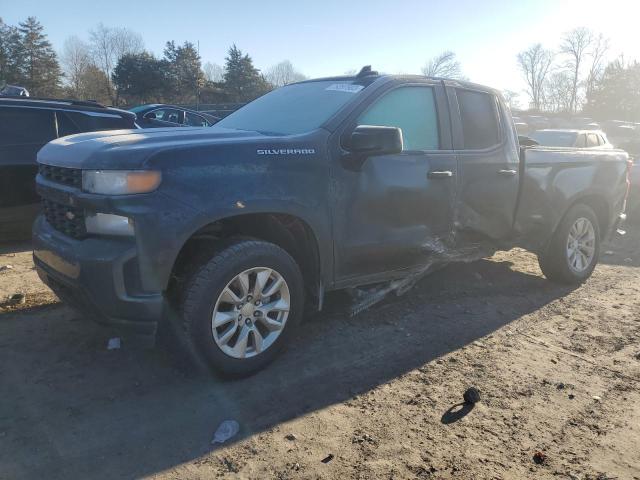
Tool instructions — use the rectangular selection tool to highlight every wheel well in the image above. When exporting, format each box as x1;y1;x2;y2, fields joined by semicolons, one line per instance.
168;213;322;308
573;194;610;235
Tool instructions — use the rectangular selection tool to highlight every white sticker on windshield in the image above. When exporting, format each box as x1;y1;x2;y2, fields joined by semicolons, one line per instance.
325;83;364;93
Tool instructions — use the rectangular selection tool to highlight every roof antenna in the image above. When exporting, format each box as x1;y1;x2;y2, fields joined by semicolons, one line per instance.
356;65;377;78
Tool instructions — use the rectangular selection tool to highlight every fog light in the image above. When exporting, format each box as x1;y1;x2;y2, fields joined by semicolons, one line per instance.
85;213;134;236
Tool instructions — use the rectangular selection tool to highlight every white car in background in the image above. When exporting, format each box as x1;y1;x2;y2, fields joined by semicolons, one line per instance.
529;129;613;149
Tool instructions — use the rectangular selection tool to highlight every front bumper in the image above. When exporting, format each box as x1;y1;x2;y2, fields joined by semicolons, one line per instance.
33;215;163;335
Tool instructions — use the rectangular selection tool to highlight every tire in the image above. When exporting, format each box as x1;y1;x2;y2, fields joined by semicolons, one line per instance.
538;204;600;284
181;239;304;377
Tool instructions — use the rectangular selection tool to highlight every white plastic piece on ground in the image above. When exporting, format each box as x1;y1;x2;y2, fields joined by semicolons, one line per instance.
211;420;240;444
107;337;121;350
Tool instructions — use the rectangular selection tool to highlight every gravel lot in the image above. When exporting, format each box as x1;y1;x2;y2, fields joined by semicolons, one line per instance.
1;224;639;480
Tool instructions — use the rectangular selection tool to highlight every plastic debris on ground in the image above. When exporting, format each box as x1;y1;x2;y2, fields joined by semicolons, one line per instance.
211;420;240;444
107;337;121;350
2;293;26;306
463;387;481;405
533;451;547;464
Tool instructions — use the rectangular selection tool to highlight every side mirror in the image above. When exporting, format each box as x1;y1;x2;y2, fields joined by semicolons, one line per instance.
518;135;539;147
347;125;403;156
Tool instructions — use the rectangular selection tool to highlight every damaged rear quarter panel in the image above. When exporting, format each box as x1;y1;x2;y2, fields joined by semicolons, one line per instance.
514;147;629;250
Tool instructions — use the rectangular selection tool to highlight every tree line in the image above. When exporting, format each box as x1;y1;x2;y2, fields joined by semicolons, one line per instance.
1;16;638;121
516;27;639;121
0;17;306;106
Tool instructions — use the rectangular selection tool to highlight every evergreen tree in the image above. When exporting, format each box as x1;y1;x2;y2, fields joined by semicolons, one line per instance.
163;40;204;103
0;18;23;85
17;17;61;96
584;59;640;122
223;44;271;102
112;52;166;105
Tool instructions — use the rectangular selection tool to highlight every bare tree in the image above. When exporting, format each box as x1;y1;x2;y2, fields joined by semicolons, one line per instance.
502;90;520;110
517;44;554;110
422;51;465;79
543;71;574;112
60;36;91;97
560;27;593;113
265;60;307;87
585;33;609;98
88;23;144;103
203;61;224;83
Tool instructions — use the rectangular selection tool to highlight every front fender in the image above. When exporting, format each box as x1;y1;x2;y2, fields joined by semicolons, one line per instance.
134;137;332;292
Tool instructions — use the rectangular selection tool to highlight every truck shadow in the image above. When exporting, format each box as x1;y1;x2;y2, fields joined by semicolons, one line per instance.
0;240;31;255
0;257;577;479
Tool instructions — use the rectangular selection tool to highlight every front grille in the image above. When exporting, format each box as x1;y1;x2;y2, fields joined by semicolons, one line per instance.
42;199;86;239
39;164;82;188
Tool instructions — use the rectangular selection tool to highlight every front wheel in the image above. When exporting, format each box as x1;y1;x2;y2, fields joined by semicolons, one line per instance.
538;204;600;284
181;239;304;377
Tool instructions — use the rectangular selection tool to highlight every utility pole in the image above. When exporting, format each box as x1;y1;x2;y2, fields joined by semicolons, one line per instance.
196;40;201;110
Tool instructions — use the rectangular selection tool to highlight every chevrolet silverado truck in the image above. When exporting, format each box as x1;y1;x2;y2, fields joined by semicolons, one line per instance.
33;68;630;376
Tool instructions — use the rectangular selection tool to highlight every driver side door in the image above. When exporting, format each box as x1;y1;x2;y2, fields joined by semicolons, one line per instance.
331;82;457;287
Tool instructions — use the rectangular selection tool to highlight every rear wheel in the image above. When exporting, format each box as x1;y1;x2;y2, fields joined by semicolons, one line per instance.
538;204;600;284
181;239;304;377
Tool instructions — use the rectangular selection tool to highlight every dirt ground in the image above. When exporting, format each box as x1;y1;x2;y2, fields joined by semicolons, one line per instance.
1;225;639;480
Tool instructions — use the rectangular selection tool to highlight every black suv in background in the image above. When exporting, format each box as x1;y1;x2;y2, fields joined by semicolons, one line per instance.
0;98;137;240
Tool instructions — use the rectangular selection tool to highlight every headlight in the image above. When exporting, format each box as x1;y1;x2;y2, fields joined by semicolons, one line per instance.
85;213;134;236
82;170;161;195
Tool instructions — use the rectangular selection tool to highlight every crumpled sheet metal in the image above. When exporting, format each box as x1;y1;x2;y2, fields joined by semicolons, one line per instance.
348;237;492;316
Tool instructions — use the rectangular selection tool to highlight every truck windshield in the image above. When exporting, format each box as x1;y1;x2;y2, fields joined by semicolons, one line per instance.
530;130;578;147
216;80;366;135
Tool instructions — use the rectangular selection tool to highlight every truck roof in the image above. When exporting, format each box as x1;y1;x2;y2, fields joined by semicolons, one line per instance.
296;66;500;96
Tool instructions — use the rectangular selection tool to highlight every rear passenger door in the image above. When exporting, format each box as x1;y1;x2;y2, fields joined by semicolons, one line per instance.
449;86;520;240
332;82;457;284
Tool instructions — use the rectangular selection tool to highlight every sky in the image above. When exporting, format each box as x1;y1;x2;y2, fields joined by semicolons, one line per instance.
2;0;639;105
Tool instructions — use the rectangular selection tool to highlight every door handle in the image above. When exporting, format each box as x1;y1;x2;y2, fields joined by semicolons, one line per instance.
498;169;517;176
428;170;453;179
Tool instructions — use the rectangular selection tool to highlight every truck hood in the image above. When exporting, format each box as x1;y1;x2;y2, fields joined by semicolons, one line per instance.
37;126;273;170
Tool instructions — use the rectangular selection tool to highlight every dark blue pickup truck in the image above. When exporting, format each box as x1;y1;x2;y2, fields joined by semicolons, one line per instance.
32;68;630;376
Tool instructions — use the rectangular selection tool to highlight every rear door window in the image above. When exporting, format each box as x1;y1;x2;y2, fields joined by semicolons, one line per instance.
357;86;440;151
575;134;587;148
146;108;183;124
587;133;600;147
65;111;133;132
184;111;208;127
456;89;500;149
56;111;81;137
0;107;57;145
